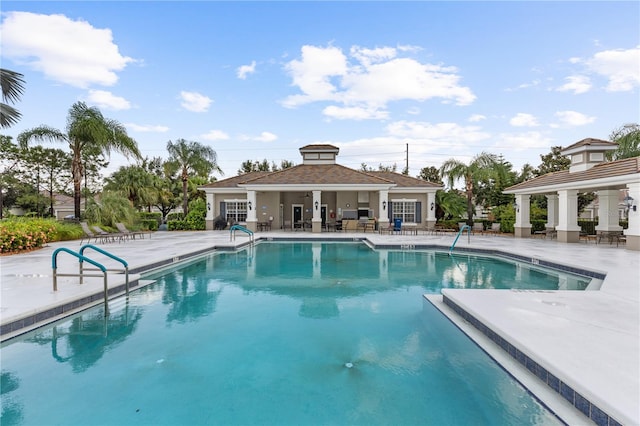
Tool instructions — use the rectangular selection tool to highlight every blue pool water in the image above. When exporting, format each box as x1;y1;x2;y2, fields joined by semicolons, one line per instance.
1;242;588;425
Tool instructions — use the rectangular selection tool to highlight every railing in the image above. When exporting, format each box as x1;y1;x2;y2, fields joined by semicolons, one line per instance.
79;244;129;294
230;224;254;242
52;248;110;315
449;225;471;255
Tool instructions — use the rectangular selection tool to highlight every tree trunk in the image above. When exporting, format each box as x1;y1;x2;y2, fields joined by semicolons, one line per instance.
72;152;83;219
182;177;188;217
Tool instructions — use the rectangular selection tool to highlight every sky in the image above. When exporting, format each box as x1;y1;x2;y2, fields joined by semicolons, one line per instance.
1;1;639;181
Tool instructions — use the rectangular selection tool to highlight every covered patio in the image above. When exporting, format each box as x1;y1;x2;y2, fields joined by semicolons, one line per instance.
504;139;640;251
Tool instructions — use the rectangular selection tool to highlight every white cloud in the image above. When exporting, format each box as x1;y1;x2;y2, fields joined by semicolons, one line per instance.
556;75;592;94
323;105;388;120
586;46;640;92
494;132;552;151
126;123;169;133
510;113;539;127
386;120;490;145
201;130;229;141
468;114;486;122
281;44;475;117
553;110;596;127
86;90;131;110
253;132;278;142
505;79;540;92
180;91;212;112
0;12;134;88
238;132;277;142
237;61;256;79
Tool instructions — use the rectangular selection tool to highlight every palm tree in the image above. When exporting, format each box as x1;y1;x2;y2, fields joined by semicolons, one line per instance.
166;139;222;216
1;68;26;128
18;102;141;218
440;152;498;225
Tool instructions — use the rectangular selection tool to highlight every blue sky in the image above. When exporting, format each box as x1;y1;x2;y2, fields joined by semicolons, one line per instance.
1;1;639;180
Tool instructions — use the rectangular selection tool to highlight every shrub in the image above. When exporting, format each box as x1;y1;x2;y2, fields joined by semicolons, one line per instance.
167;212;184;222
138;212;162;226
139;219;158;231
0;218;57;254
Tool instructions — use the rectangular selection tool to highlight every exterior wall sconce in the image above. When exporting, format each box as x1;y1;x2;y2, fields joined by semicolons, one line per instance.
624;195;636;212
248;201;252;211
382;201;386;210
430;202;435;211
314;201;319;210
514;203;519;213
207;202;211;211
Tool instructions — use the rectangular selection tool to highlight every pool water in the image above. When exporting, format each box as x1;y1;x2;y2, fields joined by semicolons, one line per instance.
1;242;586;425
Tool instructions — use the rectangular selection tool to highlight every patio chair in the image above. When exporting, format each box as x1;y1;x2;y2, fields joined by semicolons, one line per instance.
283;220;292;231
80;222;100;244
485;223;501;236
116;222;146;240
92;225;125;243
472;222;484;235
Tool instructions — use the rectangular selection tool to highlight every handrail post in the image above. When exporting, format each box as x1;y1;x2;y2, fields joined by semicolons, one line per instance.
103;273;109;315
53;267;58;291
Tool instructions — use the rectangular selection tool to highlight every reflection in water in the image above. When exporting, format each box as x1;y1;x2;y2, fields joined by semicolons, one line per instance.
0;242;580;425
0;371;23;425
160;269;222;324
26;301;143;373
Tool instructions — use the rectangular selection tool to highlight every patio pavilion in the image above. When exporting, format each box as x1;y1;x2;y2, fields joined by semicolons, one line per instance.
503;138;640;251
199;144;442;233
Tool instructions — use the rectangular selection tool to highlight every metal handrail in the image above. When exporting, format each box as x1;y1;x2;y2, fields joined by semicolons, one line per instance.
449;225;471;255
230;224;254;242
52;248;110;315
79;244;130;294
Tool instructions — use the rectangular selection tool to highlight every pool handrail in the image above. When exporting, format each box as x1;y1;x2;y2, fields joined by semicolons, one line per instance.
79;244;130;294
230;224;254;242
51;247;110;315
449;224;471;255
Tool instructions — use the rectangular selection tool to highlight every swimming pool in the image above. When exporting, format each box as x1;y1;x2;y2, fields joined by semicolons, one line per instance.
1;242;589;425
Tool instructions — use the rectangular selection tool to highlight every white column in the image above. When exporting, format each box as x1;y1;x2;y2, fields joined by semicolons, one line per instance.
312;190;322;232
545;194;558;229
426;191;436;226
378;190;389;227
595;189;623;232
514;194;531;238
246;190;257;228
624;182;640;251
557;189;581;243
205;193;215;230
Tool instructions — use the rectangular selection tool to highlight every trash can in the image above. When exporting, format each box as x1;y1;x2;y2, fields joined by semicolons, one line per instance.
393;218;402;232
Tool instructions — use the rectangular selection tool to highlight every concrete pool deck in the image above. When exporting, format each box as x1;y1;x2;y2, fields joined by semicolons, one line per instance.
0;230;638;425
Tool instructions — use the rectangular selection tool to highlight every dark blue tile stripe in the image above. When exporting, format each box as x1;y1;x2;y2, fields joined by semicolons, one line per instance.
442;295;620;426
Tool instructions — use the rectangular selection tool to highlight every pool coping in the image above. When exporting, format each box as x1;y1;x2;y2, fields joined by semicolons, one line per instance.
1;236;604;340
2;233;636;426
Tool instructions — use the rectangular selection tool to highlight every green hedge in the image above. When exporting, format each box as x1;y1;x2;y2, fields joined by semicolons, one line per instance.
140;219;159;231
167;212;184;222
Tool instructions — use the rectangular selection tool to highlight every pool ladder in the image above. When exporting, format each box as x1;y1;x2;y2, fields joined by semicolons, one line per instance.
449;225;471;255
230;224;254;243
52;244;129;316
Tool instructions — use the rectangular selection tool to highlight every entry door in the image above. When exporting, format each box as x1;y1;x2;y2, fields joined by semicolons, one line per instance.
321;206;327;225
292;204;303;224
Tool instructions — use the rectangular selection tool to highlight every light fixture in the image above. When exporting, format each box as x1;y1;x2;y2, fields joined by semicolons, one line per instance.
513;202;519;213
248;201;252;211
382;201;386;210
430;202;435;211
314;201;319;210
207;202;211;211
624;194;636;212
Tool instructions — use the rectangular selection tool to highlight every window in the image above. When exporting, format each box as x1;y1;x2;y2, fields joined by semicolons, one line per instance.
392;200;416;222
225;201;248;222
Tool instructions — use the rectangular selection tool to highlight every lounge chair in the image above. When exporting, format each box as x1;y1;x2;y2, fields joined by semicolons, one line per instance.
80;222;100;244
116;222;147;240
92;225;125;243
